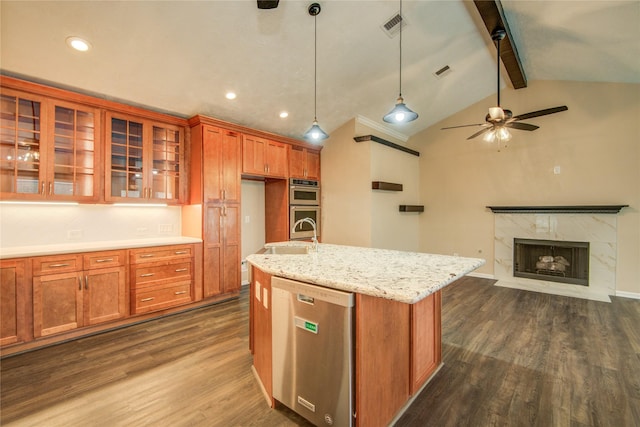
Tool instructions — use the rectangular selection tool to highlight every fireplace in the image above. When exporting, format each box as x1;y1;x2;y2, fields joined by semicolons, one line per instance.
513;238;589;286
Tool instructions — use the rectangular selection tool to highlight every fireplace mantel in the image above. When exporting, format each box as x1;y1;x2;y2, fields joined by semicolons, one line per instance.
486;205;628;214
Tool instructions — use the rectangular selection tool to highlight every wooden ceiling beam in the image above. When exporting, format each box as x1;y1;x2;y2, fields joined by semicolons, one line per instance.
473;0;527;89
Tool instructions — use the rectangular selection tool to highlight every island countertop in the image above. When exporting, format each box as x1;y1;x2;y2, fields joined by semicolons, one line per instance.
246;242;485;304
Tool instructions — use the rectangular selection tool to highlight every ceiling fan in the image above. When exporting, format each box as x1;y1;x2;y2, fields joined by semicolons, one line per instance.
442;28;568;143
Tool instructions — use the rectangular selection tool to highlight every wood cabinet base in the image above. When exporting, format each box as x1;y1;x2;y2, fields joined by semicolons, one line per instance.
0;291;239;358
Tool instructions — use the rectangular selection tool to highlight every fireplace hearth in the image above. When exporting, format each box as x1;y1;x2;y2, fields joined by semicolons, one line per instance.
514;238;589;286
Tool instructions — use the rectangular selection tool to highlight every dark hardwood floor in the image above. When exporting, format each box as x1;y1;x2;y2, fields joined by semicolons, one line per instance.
1;277;639;426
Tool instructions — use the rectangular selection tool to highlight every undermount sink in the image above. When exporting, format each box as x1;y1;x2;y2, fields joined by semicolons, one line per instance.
261;245;310;255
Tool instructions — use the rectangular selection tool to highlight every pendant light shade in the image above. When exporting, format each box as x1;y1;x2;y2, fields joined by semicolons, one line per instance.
383;96;419;124
303;119;329;141
304;3;328;142
383;0;418;124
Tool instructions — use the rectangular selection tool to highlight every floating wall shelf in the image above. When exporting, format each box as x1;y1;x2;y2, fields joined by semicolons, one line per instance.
372;181;403;191
399;205;424;213
354;135;420;157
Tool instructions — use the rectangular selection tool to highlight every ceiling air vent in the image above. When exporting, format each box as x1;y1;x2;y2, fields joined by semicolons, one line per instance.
381;12;406;38
433;65;452;79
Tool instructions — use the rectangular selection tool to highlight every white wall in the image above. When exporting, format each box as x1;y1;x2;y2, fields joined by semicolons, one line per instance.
409;80;640;294
370;141;420;251
0;204;181;248
241;180;265;259
321;118;421;251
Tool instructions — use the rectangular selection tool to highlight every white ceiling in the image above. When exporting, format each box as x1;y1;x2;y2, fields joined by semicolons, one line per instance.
1;1;638;141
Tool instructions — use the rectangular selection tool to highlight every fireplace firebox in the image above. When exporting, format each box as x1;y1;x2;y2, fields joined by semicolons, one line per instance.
513;238;589;286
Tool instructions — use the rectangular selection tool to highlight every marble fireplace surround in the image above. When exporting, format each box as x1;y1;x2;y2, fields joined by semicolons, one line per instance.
489;205;628;302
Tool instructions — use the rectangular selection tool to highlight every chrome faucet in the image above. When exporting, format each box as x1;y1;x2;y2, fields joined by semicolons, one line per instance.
292;217;318;252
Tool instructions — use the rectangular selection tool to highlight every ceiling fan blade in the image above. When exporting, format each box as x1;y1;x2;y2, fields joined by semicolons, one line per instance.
512;106;568;121
441;123;486;130
467;127;492;140
506;122;539;131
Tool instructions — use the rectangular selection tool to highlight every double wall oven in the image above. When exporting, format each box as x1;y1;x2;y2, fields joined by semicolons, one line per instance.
289;178;320;240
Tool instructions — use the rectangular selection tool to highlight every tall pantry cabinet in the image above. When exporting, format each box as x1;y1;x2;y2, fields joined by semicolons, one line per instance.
185;117;242;298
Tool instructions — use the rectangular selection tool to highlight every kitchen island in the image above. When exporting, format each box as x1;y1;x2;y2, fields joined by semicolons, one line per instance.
247;242;484;427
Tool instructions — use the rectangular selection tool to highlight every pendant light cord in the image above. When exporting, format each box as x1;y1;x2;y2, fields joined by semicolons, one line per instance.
398;0;403;97
313;12;318;121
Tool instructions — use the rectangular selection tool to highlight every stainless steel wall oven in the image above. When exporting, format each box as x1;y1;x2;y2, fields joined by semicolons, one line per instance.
289;178;320;240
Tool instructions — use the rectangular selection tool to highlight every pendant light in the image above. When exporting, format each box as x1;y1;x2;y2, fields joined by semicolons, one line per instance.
304;3;329;142
383;0;418;124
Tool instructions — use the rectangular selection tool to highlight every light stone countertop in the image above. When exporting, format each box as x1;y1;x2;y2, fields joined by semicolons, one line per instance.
246;242;486;304
0;236;203;259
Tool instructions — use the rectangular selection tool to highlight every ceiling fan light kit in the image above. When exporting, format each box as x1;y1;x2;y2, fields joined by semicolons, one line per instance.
304;2;329;143
383;0;418;125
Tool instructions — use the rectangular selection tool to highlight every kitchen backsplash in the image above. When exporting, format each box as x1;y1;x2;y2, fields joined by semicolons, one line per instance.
0;204;181;248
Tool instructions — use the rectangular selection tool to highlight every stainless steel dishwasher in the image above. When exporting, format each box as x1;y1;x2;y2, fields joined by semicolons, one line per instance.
271;276;354;427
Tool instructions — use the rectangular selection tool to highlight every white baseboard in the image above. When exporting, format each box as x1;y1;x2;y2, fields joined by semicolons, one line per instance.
615;290;640;300
468;272;495;280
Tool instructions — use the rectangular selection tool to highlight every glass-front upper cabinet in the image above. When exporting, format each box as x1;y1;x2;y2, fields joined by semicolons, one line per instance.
49;102;99;200
1;91;44;198
105;112;183;204
0;89;99;201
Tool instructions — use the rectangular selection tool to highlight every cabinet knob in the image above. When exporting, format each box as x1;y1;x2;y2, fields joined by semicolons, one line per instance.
140;273;154;277
175;268;188;272
141;297;154;302
49;263;70;268
174;290;187;295
95;258;114;263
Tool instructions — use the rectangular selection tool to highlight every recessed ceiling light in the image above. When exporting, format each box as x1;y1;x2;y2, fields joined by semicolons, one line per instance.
66;36;91;52
279;111;289;118
225;92;237;100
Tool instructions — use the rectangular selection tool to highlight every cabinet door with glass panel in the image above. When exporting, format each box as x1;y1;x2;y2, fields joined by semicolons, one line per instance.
105;112;183;204
0;90;99;201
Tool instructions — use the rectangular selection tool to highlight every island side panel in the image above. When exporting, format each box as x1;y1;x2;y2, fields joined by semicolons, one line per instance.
251;266;274;407
410;290;442;394
355;293;410;427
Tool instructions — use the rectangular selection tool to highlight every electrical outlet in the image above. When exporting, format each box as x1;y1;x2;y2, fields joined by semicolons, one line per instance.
67;229;83;240
158;224;173;233
245;215;250;224
136;227;148;235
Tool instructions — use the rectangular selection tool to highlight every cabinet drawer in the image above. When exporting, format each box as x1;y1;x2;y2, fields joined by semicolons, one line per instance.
84;250;126;269
132;282;192;314
33;254;82;276
131;261;192;288
130;245;193;264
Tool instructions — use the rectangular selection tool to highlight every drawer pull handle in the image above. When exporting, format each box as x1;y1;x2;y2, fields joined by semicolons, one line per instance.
95;258;114;263
174;291;187;295
49;263;70;268
140;254;155;258
140;273;154;277
175;251;188;255
175;268;188;272
141;297;154;302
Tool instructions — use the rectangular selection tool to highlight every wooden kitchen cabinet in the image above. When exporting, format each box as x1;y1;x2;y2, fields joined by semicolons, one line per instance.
200;125;242;204
130;244;195;314
0;87;100;202
410;291;442;394
105;111;184;203
0;259;31;346
242;135;288;178
185;118;242;300
249;266;273;406
289;146;320;180
203;203;241;297
32;251;126;338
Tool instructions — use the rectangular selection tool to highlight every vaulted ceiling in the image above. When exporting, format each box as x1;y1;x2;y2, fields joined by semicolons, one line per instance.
1;1;638;141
